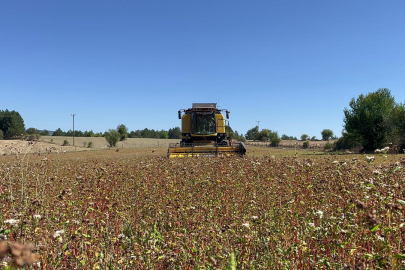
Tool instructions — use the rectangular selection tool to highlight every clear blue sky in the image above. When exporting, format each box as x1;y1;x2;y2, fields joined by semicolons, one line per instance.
1;1;404;138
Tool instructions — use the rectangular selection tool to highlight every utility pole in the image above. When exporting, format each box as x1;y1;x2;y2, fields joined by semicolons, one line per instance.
71;114;76;146
256;120;260;130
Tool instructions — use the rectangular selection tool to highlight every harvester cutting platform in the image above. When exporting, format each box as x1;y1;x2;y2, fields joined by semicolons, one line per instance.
167;103;246;158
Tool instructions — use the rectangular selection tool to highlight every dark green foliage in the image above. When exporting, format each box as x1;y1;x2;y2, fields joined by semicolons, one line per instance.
0;109;25;139
40;129;49;136
117;124;128;141
158;130;169;139
270;133;281;147
343;88;396;151
333;132;362;151
258;129;271;142
0;130;3;139
321;129;334;141
324;142;333;150
52;128;66;136
26;127;39;134
168;127;181;139
62;139;69;146
225;126;245;141
245;126;259;140
388;103;405;148
281;134;297;140
301;134;309;141
104;129;121;147
84;130;95;137
303;141;310;149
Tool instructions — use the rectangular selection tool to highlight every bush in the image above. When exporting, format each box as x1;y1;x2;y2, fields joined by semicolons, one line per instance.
324;142;333;151
27;134;40;141
303;141;310;149
62;140;69;146
104;129;121;147
87;142;94;148
333;133;361;151
117;124;128;141
270;134;281;147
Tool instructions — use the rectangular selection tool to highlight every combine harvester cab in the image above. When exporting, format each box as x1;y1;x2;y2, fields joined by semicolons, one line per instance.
168;103;247;158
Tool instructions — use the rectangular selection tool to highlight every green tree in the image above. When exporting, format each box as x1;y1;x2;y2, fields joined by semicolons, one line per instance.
129;130;142;138
270;132;281;147
117;124;128;141
343;88;396;150
26;127;39;134
245;126;259;140
0;110;25;139
158;130;169;139
281;134;296;140
389;103;405;147
84;130;95;137
40;129;49;136
321;129;334;141
257;129;271;142
104;129;121;147
52;128;65;136
301;134;309;141
168;127;181;139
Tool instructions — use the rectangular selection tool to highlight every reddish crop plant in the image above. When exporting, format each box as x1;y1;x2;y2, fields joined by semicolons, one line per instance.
1;149;405;269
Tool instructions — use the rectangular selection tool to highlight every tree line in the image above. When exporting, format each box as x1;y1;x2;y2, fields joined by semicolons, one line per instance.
2;88;405;152
243;126;336;146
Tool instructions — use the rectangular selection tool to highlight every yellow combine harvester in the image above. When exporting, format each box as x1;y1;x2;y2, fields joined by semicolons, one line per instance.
167;103;246;158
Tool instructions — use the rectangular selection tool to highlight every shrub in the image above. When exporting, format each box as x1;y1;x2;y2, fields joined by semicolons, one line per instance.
270;134;281;147
104;129;121;147
324;142;333;151
62;139;69;146
333;133;361;151
117;124;128;141
303;141;310;149
28;134;37;141
87;142;94;148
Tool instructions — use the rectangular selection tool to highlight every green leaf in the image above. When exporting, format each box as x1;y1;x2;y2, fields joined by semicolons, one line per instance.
394;253;405;259
62;243;68;251
397;199;405;205
392;166;401;173
370;224;379;232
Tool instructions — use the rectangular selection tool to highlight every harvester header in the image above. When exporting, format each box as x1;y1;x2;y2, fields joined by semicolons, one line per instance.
168;103;246;158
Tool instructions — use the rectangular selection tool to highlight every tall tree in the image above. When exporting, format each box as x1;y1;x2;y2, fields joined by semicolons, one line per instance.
168;127;181;139
389;103;405;147
321;129;334;141
245;126;259;140
117;124;128;141
52;128;65;136
0;110;25;139
301;134;309;141
343;88;396;150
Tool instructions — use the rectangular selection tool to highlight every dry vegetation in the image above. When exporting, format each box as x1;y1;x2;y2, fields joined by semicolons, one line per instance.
1;143;405;269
